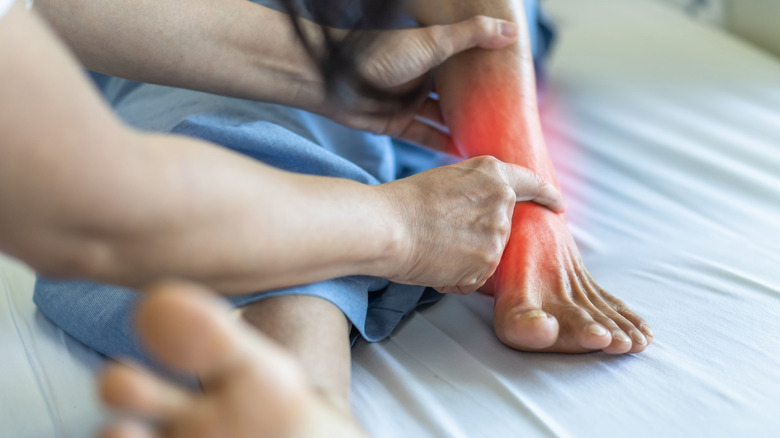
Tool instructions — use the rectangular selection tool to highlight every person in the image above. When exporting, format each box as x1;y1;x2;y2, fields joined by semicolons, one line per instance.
0;0;567;436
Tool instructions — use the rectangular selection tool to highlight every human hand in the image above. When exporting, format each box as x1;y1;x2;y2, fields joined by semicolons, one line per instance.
376;156;564;294
318;16;520;153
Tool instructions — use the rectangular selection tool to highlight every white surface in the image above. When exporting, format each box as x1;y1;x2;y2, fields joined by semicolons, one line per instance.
0;254;106;438
0;0;14;21
2;0;780;437
352;0;780;437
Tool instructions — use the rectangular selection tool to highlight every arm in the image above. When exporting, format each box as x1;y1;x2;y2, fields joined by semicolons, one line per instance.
33;0;524;152
33;0;324;109
0;3;562;295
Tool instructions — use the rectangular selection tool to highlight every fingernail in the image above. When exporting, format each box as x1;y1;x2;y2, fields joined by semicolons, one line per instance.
500;21;519;38
587;324;608;336
640;324;654;338
519;310;547;320
613;331;631;344
631;330;647;346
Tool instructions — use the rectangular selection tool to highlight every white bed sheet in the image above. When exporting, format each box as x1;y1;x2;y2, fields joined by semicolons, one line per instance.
2;0;780;437
351;1;780;436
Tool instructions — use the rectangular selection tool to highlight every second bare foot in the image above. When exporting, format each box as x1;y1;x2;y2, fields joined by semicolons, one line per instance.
98;280;367;438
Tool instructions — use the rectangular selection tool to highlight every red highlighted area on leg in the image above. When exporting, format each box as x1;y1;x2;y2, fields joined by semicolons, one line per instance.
443;73;652;354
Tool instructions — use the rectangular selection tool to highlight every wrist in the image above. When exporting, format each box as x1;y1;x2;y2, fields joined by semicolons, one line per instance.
359;183;411;280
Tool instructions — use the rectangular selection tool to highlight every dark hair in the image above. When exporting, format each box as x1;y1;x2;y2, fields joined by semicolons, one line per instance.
275;0;431;116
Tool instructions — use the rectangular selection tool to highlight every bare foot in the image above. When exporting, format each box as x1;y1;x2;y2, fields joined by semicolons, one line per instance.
98;280;366;438
484;204;653;354
410;0;653;355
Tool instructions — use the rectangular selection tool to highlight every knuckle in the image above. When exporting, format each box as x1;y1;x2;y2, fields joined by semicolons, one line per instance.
501;185;516;204
474;155;502;171
496;216;512;236
471;15;496;37
489;238;505;258
424;26;453;62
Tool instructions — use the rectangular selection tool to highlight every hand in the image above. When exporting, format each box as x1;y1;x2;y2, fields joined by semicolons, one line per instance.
319;16;520;153
376;156;564;294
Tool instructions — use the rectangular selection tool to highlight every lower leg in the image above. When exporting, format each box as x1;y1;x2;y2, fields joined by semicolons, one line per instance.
412;0;652;354
241;295;352;406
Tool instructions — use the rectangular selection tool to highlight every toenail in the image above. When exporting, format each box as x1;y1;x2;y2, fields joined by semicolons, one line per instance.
587;324;608;336
631;330;647;345
613;331;631;344
640;324;654;338
519;310;548;320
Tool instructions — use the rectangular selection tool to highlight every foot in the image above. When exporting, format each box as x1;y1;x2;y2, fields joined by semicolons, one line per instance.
485;204;653;354
98;280;366;438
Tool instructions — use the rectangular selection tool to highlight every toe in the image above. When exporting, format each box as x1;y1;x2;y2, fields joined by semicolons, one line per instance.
138;280;239;375
603;329;633;354
592;295;650;354
138;280;306;392
99;362;189;416
591;306;646;354
494;304;559;351
603;293;654;348
99;421;154;438
553;304;612;351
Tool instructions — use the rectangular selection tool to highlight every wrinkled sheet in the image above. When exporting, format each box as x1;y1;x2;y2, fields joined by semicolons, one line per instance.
2;0;780;436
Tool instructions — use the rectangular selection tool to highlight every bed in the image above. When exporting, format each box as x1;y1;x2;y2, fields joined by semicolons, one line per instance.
3;0;780;436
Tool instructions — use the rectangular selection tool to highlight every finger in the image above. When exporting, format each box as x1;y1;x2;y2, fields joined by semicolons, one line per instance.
397;119;456;154
414;98;448;133
435;16;519;62
435;281;483;296
501;163;566;212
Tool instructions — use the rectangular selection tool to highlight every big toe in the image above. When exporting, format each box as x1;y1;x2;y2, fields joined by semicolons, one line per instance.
494;307;559;351
137;280;239;375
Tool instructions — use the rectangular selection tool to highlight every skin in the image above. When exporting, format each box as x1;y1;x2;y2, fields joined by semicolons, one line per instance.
34;0;518;153
99;281;369;438
1;2;565;436
0;1;563;295
410;0;654;353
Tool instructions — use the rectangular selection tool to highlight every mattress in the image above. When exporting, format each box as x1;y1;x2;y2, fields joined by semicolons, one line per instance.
2;0;780;436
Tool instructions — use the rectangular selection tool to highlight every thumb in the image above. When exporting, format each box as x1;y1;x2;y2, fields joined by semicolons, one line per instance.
439;16;520;58
503;163;566;212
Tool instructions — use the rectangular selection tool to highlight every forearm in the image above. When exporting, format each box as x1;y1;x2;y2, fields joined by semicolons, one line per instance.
411;0;557;183
0;5;398;294
66;133;400;293
4;126;400;295
34;0;328;110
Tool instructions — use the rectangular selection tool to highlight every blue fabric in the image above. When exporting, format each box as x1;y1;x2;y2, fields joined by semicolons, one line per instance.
36;0;554;370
